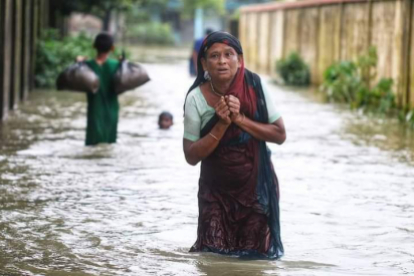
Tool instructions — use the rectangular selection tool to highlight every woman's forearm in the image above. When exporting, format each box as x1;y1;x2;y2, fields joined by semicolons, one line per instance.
183;121;229;165
235;116;286;144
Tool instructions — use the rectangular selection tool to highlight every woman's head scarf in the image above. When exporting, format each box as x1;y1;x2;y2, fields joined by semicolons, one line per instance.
188;31;243;93
186;31;257;122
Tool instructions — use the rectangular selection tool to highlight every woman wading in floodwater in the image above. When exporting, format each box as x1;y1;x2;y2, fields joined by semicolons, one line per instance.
183;31;286;259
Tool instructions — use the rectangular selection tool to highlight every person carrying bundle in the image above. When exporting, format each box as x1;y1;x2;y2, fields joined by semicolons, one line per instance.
58;32;149;146
82;32;120;146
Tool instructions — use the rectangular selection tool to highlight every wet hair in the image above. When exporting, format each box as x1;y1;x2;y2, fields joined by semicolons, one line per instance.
158;111;173;124
93;32;114;54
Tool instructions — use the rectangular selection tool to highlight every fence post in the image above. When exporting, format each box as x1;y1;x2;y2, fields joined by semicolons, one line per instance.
0;0;12;121
401;0;412;108
367;0;373;88
9;0;23;111
314;6;321;84
20;0;31;101
336;2;343;61
29;0;39;90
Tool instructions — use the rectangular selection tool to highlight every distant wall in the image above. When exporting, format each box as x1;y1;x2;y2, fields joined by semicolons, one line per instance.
0;0;49;121
68;13;102;37
240;0;414;108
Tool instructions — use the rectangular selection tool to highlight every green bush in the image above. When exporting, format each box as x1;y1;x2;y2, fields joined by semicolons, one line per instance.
126;22;175;45
408;110;414;128
359;78;395;114
320;47;396;115
322;61;362;103
35;30;94;88
276;52;310;86
399;107;414;128
35;29;128;88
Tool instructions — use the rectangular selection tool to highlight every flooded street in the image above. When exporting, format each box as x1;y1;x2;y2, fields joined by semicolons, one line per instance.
0;60;413;276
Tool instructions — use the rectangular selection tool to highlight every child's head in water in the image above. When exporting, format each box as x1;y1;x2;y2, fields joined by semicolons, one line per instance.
158;112;173;129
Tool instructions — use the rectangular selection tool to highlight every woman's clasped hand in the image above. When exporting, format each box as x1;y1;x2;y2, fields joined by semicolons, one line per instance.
214;95;241;125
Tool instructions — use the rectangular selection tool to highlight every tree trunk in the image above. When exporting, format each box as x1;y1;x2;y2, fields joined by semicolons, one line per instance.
103;9;111;32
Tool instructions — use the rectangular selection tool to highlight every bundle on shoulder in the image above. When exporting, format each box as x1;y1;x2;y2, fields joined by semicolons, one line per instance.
56;62;99;93
114;58;150;95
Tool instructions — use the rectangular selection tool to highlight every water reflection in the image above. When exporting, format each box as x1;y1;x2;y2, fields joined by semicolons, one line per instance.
343;115;414;164
286;85;414;164
0;63;413;276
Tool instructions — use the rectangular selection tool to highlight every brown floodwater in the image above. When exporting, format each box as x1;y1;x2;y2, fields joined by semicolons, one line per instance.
0;61;413;276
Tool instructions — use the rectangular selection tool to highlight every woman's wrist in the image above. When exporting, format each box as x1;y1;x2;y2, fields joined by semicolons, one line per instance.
214;119;230;136
217;118;231;127
208;132;219;141
234;113;245;125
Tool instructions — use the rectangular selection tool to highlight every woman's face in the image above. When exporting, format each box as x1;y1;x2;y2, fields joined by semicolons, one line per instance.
201;43;241;84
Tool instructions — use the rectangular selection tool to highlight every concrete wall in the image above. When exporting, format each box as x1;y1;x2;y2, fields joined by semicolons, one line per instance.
240;0;414;108
0;0;48;121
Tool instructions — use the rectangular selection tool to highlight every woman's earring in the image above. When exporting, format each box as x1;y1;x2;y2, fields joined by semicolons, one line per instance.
204;71;211;81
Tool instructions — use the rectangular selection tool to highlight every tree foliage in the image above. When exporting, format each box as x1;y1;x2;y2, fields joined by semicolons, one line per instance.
53;0;169;16
52;0;149;30
53;0;226;21
52;0;226;30
180;0;225;16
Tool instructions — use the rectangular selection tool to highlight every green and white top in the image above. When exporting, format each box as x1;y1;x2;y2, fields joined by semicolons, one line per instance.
184;83;281;142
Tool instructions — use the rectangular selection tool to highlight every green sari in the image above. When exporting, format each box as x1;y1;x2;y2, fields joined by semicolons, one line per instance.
85;59;120;146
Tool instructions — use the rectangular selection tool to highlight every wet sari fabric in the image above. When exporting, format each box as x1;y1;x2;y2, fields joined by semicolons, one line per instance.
187;32;284;259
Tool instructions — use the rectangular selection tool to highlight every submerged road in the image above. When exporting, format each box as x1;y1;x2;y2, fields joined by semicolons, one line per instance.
0;60;413;275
